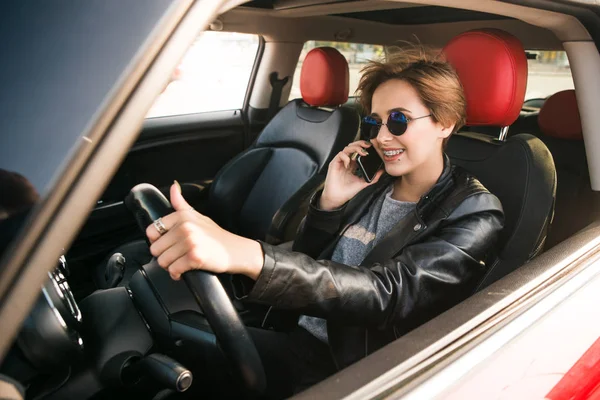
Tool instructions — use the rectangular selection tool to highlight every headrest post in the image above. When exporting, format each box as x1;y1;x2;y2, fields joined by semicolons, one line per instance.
499;126;510;141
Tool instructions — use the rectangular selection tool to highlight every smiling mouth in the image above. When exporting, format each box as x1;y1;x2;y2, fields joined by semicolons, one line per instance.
383;149;405;157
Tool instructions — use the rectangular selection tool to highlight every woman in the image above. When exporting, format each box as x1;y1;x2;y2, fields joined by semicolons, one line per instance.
146;47;504;396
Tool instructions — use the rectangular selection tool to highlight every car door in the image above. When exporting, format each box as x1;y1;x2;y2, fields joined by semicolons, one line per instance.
106;31;263;200
0;0;231;367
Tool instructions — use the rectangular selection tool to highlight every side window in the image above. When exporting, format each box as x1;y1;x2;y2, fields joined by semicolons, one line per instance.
146;32;260;118
289;41;385;101
525;50;574;107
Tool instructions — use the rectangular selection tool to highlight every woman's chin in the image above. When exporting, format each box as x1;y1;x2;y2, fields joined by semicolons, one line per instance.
384;162;413;177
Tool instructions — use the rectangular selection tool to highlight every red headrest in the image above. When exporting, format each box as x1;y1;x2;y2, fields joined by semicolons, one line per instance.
300;47;349;107
443;29;528;127
538;90;582;140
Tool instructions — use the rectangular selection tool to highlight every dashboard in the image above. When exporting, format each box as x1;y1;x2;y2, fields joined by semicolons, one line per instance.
1;247;223;398
13;256;84;373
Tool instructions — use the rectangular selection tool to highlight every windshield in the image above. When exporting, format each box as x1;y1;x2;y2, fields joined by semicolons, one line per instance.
0;1;177;264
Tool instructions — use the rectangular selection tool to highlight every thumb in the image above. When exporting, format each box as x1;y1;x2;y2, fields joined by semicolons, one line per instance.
170;180;192;211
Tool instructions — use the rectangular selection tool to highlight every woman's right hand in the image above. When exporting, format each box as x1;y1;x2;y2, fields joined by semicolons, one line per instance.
319;140;384;211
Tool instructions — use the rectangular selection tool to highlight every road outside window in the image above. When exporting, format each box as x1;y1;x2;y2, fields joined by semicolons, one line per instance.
525;51;573;102
146;32;259;118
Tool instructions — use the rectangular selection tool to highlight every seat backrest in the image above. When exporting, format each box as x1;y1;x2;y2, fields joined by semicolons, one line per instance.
443;29;557;289
208;47;359;242
537;90;594;247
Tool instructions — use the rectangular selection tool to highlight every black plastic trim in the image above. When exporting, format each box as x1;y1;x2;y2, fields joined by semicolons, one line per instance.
127;287;152;334
139;268;171;325
247;106;271;125
246;106;271;145
140;110;244;139
335;6;512;25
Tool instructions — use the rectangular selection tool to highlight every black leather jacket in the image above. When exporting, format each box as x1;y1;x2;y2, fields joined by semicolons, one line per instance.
241;157;504;368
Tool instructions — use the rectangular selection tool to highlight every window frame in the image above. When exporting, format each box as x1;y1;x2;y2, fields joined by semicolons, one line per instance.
145;31;263;119
524;49;574;103
242;35;266;116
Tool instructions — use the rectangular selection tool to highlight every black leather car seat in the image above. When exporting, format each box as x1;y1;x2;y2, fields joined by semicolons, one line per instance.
95;47;359;289
536;90;595;247
443;29;557;289
206;46;359;243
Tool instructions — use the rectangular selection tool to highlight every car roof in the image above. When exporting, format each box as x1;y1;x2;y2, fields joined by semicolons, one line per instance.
217;0;589;50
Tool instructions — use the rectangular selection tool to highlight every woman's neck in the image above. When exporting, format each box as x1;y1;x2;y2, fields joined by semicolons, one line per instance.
391;154;445;202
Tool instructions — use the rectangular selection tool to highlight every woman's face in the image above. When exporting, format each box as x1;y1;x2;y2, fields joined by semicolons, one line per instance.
369;79;453;178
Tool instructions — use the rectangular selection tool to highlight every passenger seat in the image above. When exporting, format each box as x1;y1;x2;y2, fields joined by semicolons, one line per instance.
443;29;557;289
536;90;595;247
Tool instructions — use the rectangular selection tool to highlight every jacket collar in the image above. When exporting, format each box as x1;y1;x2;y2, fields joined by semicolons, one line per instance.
359;154;456;266
319;155;455;260
416;154;455;219
372;153;454;214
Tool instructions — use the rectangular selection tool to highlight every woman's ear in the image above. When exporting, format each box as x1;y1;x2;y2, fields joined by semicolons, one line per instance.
439;123;455;139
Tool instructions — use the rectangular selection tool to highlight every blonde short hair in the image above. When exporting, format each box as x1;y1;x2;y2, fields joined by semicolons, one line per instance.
357;46;467;145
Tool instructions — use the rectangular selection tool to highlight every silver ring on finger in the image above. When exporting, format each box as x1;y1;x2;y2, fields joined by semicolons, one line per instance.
153;217;168;236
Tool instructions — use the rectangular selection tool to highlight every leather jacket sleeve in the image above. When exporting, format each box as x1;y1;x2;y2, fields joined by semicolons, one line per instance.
290;191;347;258
243;192;504;329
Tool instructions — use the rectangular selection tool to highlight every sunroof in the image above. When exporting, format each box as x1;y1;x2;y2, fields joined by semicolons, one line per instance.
244;0;353;10
244;0;274;9
241;2;512;24
334;6;511;25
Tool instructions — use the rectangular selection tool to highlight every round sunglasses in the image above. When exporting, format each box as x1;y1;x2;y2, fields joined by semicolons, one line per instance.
361;111;432;140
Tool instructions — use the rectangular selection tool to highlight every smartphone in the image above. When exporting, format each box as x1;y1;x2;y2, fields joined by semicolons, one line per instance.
356;151;383;183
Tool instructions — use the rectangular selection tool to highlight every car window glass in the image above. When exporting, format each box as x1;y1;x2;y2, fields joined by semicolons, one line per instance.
526;50;574;103
290;45;574;110
146;32;259;118
0;1;176;263
288;41;385;100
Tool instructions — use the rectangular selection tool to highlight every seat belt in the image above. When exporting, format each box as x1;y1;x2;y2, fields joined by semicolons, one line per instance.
267;72;290;122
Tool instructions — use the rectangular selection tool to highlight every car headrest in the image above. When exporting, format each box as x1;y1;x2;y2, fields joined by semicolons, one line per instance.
538;90;583;140
300;47;349;107
443;29;527;127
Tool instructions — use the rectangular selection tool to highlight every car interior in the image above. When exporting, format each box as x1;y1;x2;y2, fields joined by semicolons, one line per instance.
2;0;599;399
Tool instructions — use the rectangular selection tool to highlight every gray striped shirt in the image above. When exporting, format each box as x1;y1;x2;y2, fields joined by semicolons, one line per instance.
299;184;416;342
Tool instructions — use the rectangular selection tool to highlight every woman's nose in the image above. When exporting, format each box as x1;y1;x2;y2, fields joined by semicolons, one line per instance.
376;124;394;143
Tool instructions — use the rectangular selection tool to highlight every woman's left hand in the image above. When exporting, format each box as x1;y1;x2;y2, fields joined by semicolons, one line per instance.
145;182;264;281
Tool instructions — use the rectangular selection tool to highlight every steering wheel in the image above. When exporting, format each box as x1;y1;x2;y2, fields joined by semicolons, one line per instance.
125;183;266;396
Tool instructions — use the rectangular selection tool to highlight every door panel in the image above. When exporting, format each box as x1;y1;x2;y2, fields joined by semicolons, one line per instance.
101;110;245;203
68;110;246;295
